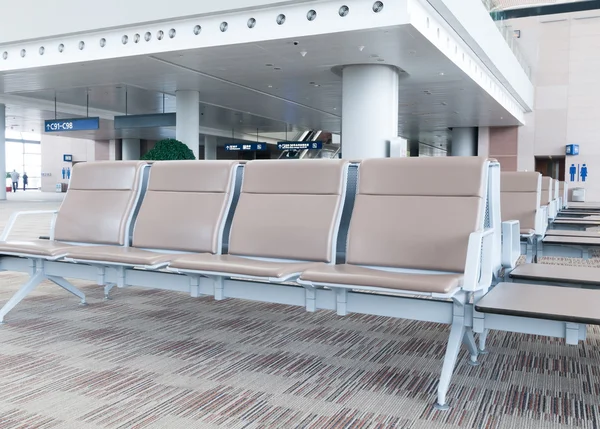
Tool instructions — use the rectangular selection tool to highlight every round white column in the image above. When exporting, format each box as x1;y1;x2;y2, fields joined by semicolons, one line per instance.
0;104;6;200
341;65;399;159
204;135;217;160
122;138;141;160
176;90;200;159
450;127;478;156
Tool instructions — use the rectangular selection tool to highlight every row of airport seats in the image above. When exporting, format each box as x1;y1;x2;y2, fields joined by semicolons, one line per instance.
0;158;598;410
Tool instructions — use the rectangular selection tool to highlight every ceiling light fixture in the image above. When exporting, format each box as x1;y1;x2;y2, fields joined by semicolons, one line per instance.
193;25;202;35
307;10;317;21
134;34;141;43
122;35;129;45
58;43;65;52
300;50;307;57
339;5;350;17
359;46;365;51
39;46;45;55
145;32;152;41
99;38;106;47
169;29;176;38
276;14;286;25
373;1;384;12
157;30;164;40
247;18;257;28
220;22;228;32
78;41;85;50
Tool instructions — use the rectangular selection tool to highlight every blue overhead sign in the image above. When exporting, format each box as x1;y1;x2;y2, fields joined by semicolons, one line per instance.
566;144;580;156
277;141;323;151
45;117;100;133
63;154;73;162
225;143;267;151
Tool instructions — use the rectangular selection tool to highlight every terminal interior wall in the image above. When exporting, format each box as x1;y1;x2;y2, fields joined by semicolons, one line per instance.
511;10;600;200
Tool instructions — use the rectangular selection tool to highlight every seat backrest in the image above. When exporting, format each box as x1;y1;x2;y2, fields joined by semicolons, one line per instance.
228;159;349;262
346;157;490;273
500;172;541;231
541;177;553;206
54;161;147;245
132;161;239;253
553;179;560;200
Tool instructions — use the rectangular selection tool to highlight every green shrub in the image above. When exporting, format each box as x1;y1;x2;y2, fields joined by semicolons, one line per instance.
141;139;196;161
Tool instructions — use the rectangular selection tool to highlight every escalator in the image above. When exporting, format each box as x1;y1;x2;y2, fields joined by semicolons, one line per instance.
278;130;341;159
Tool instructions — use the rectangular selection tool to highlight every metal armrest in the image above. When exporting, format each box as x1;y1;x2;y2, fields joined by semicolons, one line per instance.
0;210;59;242
462;228;495;292
501;220;520;269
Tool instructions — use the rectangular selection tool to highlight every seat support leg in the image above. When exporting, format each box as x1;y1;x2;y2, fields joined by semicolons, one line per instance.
104;284;115;300
190;277;200;298
336;288;348;316
47;276;87;305
304;286;316;312
434;299;467;411
478;329;490;354
214;277;224;301
0;270;45;323
462;329;479;366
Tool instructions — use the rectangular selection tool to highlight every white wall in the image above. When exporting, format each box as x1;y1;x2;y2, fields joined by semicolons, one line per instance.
511;11;600;201
40;135;96;192
0;0;302;44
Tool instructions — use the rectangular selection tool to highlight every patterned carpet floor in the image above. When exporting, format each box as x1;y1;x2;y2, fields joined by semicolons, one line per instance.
0;265;599;429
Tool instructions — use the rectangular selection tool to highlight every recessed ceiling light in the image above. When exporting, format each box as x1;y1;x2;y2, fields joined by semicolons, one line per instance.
268;85;273;88
247;18;257;28
377;58;385;62
99;38;107;47
193;25;202;35
276;14;286;25
373;1;384;13
339;5;350;17
307;9;317;21
58;44;65;53
370;54;379;58
274;67;281;70
265;63;273;67
439;72;445;76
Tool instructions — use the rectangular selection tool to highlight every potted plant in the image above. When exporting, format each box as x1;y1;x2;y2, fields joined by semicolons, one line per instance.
141;139;196;161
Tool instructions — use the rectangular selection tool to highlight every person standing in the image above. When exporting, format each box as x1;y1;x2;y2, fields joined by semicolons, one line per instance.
10;170;19;192
22;172;28;191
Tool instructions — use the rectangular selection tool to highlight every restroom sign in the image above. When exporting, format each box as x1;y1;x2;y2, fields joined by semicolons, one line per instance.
569;163;588;182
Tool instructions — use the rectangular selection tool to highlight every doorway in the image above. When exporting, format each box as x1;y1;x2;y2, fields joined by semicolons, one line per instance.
535;156;565;181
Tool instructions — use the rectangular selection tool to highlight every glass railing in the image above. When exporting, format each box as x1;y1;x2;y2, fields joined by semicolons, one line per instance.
481;0;532;78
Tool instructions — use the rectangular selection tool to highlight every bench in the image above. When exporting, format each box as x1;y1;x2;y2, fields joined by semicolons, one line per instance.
541;177;556;221
500;171;545;264
2;157;600;411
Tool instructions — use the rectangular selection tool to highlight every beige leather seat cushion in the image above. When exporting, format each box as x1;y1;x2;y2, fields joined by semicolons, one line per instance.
300;265;463;294
169;254;325;279
0;240;76;257
66;246;181;266
510;264;600;285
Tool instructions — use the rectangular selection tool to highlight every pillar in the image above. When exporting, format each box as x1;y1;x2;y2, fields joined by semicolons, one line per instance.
122;138;141;160
450;127;478;156
176;90;200;159
204;135;217;160
341;65;399;159
0;104;5;200
409;140;420;157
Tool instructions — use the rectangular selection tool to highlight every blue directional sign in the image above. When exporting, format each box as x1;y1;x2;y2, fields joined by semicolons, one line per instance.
277;141;323;151
45;117;100;133
63;154;73;162
566;144;580;156
225;143;268;151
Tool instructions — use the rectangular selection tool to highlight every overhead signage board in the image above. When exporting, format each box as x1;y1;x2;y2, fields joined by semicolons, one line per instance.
45;117;100;133
566;144;580;156
277;141;323;151
225;143;267;151
63;154;73;162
